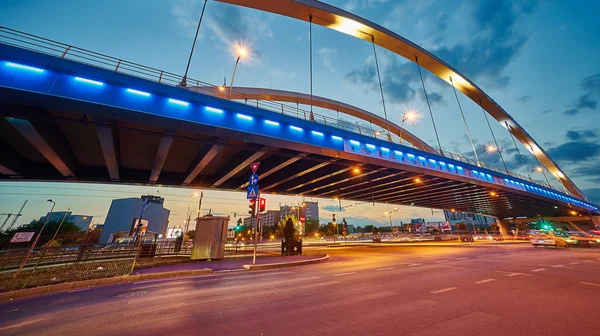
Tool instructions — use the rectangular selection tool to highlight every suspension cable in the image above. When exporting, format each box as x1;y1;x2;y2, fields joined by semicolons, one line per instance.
479;98;508;173
450;76;480;166
309;15;314;121
180;0;208;87
415;56;443;155
527;143;552;186
505;121;532;181
370;36;391;141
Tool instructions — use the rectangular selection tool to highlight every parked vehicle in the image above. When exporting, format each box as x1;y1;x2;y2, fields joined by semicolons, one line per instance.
530;231;567;248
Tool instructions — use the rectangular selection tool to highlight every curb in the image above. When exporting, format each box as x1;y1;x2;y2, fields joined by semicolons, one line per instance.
0;268;212;303
0;256;330;302
243;254;330;270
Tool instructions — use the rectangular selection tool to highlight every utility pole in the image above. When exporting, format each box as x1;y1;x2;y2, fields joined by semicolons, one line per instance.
51;208;70;242
197;192;204;218
8;200;28;231
15;199;55;277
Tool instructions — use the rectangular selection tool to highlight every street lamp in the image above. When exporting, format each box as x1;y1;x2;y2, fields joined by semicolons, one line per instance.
228;45;248;100
485;144;497;153
15;199;55;277
385;208;400;234
398;109;418;144
184;192;200;236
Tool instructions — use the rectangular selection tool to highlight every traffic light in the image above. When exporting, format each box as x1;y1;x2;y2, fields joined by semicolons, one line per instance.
235;223;242;232
248;199;257;216
259;198;266;212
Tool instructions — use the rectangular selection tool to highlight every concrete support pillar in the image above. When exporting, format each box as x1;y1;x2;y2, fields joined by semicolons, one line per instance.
497;219;510;238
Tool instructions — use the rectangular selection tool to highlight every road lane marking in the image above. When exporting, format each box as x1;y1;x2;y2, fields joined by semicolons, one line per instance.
570;262;580;265
491;253;503;256
430;287;458;294
407;263;423;267
474;279;496;284
476;255;487;258
496;271;531;277
455;257;468;260
531;268;546;272
551;265;574;269
436;265;466;269
375;267;395;271
583;260;593;263
69;288;90;293
434;260;449;263
581;282;600;287
334;272;358;277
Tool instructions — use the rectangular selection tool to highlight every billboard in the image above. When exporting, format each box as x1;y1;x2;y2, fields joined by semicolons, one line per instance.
426;221;452;231
10;232;35;243
166;227;183;239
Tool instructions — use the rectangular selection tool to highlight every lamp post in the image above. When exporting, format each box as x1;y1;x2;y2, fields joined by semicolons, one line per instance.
398;110;418;144
14;199;55;277
385;207;399;235
228;47;247;100
184;192;199;236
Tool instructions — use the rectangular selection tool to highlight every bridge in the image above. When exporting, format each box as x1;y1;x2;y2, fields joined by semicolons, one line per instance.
0;1;598;222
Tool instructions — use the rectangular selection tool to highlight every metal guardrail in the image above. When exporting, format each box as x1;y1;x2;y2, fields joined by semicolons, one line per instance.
0;27;565;194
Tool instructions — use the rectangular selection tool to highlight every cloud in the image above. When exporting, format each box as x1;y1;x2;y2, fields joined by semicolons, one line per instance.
433;1;538;88
546;141;600;163
322;205;344;212
571;161;600;178
345;57;417;104
343;0;390;12
318;47;337;72
171;1;273;45
566;129;598;141
541;109;553;114
516;95;531;103
582;188;600;204
563;72;600;115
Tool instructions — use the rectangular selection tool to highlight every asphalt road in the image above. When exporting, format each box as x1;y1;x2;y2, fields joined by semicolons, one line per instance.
1;244;599;336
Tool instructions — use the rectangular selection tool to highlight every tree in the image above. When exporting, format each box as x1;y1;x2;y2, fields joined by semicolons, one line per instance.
364;225;374;233
304;218;320;236
456;222;468;232
185;229;196;240
276;215;297;237
2;219;83;246
283;217;296;241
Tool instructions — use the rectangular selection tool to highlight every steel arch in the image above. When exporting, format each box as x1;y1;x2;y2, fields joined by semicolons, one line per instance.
215;0;586;199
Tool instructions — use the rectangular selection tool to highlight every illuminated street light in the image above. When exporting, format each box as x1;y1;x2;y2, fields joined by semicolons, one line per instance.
414;178;422;183
228;44;250;100
534;166;544;173
399;109;419;144
352;167;361;174
570;211;577;216
490;191;497;197
485;145;497;153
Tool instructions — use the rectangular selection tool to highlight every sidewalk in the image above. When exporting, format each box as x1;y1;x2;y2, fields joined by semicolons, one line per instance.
135;254;321;274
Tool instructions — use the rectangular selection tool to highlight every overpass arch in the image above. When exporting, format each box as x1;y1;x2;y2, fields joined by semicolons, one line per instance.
191;85;437;153
215;0;586;199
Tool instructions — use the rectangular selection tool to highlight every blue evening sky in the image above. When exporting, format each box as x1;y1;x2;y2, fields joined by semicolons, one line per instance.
0;0;599;228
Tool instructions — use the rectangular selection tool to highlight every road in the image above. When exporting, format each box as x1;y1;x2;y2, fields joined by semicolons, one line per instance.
1;244;599;335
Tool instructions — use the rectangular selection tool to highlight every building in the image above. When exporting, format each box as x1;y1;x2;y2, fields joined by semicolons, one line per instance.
99;195;170;243
243;216;256;227
280;201;319;222
141;195;165;205
443;210;497;228
261;210;281;227
38;211;93;231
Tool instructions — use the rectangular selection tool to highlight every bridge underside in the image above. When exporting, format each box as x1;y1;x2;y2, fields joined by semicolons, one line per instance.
0;93;584;219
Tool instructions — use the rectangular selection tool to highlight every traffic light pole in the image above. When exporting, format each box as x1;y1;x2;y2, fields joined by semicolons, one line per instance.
252;194;259;265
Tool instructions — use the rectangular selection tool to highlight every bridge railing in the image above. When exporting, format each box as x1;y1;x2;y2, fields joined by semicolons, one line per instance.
0;27;566;195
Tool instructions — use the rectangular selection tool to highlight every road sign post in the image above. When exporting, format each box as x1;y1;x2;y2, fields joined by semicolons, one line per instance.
249;162;260;265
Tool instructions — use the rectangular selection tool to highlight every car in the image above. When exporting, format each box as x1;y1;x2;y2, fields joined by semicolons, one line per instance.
564;231;592;247
473;234;494;241
459;234;474;242
588;230;600;244
530;232;567;248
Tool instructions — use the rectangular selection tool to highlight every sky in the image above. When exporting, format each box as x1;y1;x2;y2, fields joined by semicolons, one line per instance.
0;0;599;229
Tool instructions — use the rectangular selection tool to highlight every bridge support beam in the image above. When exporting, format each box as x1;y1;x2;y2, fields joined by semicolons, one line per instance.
95;124;120;181
0;139;24;177
149;130;175;183
211;150;267;187
183;143;223;185
5;118;76;179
